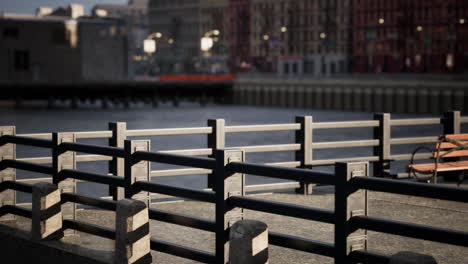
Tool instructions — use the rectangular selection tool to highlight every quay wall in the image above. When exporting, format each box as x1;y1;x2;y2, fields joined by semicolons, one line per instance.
232;77;468;114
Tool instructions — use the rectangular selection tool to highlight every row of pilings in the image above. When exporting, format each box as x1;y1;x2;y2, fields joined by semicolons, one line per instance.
231;78;467;114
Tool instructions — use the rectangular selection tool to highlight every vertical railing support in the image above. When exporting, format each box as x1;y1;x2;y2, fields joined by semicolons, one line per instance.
207;119;225;189
229;219;268;264
115;199;152;264
215;149;245;264
373;113;391;177
0;126;16;222
295;116;313;195
52;132;77;235
31;182;63;241
442;111;461;134
124;140;151;205
441;111;462;182
109;122;127;200
334;162;369;264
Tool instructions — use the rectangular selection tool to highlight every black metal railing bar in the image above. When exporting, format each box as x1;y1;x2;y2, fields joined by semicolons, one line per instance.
133;181;216;203
268;231;335;258
132;151;216;170
0;180;33;193
227;162;335;185
351;177;468;203
63;219;115;240
58;170;125;187
0;135;53;148
0;159;53;175
59;142;126;158
350;215;468;248
0;205;32;219
348;250;391;264
150;238;216;263
148;208;215;233
228;196;335;224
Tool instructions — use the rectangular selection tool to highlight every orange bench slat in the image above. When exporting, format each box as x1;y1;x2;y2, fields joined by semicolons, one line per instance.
408;160;468;174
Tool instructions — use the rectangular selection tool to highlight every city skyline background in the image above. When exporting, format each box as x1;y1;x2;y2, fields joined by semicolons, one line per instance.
0;0;126;14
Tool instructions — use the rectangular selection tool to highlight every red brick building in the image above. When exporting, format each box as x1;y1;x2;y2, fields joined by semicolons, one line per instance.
353;0;468;73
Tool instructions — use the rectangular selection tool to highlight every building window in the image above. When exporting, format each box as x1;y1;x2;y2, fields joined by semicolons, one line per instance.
3;27;19;39
14;50;30;71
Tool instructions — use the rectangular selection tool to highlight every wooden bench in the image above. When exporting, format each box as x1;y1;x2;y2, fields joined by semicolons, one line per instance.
408;133;468;183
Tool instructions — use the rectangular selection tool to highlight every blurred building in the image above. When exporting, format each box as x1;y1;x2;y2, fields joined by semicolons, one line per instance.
198;0;229;74
0;4;127;82
231;0;352;76
148;0;201;74
353;0;468;73
228;0;252;73
92;0;148;78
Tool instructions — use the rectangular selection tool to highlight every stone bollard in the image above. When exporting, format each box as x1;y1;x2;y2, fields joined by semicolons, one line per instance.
115;199;152;264
389;251;437;264
229;220;268;264
31;182;63;241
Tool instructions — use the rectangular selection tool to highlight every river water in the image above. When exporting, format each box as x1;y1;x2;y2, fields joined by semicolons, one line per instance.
1;102;458;201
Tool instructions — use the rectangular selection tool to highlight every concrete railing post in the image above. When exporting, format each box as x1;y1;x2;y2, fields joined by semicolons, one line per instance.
334;162;369;264
389;251;437;264
31;182;63;241
124;140;151;205
373;113;391;178
207;119;225;189
0;126;16;222
115;199;152;264
52;132;77;235
109;122;127;200
215;149;245;264
229;220;268;264
295;116;314;195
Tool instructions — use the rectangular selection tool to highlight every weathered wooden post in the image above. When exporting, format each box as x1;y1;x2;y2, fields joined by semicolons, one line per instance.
295;116;314;195
207;119;225;189
109;122;127;200
334;162;369;264
31;182;63;241
373;113;391;178
115;199;152;264
0;126;16;222
215;149;245;264
229;220;268;264
124;140;151;205
52;132;77;235
389;251;437;264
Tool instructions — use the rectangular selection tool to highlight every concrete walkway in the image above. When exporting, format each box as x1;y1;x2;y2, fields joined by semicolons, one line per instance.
2;185;468;264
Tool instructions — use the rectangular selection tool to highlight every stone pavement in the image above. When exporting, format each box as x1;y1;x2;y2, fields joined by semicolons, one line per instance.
2;184;468;264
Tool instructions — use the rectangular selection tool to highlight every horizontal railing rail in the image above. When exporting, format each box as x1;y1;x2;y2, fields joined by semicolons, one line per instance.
350;215;468;247
227;161;335;185
228;196;335;224
1;111;467;263
351;177;468;203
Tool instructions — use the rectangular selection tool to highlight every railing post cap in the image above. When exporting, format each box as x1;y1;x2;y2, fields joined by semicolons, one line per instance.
117;198;147;214
389;251;437;264
230;219;267;239
32;182;58;196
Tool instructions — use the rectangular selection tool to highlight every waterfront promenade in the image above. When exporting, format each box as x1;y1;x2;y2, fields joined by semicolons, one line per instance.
2;183;467;264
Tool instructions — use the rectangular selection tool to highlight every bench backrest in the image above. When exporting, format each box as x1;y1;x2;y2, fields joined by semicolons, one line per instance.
435;134;468;158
